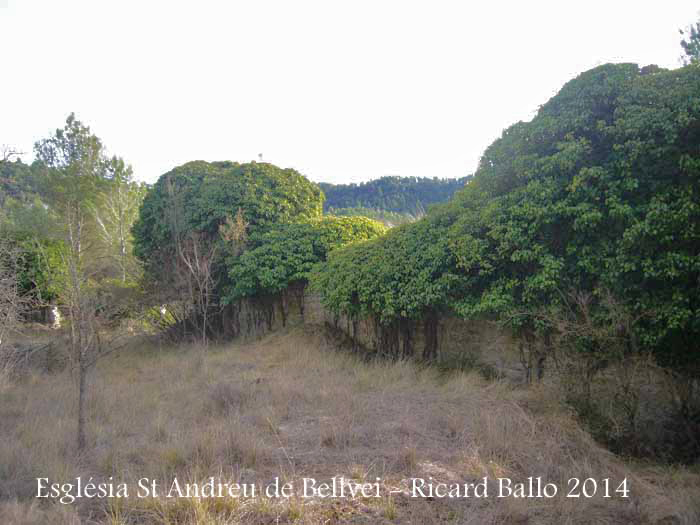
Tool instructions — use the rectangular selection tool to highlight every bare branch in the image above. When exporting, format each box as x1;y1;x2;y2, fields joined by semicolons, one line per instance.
1;145;25;162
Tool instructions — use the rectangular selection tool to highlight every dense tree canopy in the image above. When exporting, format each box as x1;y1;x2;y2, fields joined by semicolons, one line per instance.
226;216;386;302
132;161;327;321
11;234;66;302
311;63;700;375
132;161;324;276
311;208;460;323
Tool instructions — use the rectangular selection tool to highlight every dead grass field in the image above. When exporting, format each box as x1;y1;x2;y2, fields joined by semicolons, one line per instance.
1;326;698;524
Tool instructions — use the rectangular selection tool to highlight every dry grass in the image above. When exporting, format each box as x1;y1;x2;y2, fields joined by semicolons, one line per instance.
0;325;698;524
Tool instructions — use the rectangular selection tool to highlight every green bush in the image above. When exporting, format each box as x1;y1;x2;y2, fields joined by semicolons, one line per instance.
226;216;386;302
312;63;700;380
132;161;324;277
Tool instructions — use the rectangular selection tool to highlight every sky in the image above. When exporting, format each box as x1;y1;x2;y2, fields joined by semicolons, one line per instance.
1;1;698;185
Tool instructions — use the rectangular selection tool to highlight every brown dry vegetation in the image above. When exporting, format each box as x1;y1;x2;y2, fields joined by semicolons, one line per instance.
1;326;699;524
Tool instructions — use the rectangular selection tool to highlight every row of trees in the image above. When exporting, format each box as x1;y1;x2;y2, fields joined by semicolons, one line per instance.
131;160;388;343
310;61;700;460
314;61;700;367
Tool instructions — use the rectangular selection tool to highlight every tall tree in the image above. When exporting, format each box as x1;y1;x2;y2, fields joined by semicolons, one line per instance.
34;113;106;259
680;17;700;65
34;114;131;452
92;157;147;282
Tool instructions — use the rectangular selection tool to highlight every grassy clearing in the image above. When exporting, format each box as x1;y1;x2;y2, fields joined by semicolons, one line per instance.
1;326;698;524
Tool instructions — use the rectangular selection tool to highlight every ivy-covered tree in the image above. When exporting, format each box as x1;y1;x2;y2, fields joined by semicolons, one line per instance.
312;63;700;379
449;63;700;377
227;216;386;302
310;207;461;358
133;161;324;275
132;161;325;339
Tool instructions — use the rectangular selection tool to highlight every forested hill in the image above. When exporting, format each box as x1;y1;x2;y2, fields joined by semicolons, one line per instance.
0;157;38;206
319;175;469;216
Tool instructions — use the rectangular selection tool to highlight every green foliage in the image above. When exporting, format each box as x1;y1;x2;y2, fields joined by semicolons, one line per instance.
34;113;110;226
1;195;57;240
92;158;148;282
0;158;39;207
0;158;56;239
17;114;147;312
680;18;700;65
133;161;324;273
319;175;468;216
311;63;700;379
451;64;700;368
226;216;386;301
18;238;67;302
0;233;67;302
1;118;148;315
311;207;461;322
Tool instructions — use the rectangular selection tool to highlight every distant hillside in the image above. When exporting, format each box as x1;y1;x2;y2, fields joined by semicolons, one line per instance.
321;206;417;227
0;158;38;207
319;175;469;218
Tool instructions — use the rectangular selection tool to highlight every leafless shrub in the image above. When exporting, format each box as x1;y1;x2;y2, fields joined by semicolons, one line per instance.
0;238;31;345
1;145;25;162
0;236;36;387
161;176;221;346
539;289;698;459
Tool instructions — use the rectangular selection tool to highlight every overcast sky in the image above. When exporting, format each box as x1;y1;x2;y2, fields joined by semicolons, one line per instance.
1;1;698;184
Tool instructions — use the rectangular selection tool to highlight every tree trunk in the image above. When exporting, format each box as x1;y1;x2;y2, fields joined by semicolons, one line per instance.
280;292;288;327
352;318;359;353
77;361;87;453
423;313;438;361
296;284;305;322
375;319;399;359
400;318;414;358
